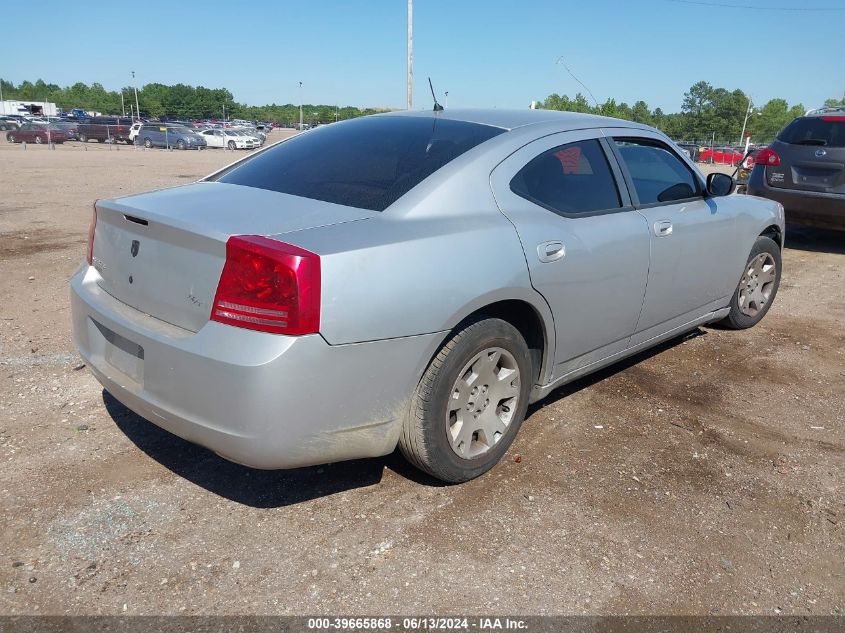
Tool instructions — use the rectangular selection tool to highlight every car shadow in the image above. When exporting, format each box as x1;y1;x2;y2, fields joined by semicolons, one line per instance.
526;328;706;415
784;224;845;254
102;391;445;508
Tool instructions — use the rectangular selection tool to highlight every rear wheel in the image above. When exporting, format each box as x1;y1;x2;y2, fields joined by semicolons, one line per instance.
78;133;87;143
720;236;781;329
176;140;186;150
7;133;16;143
35;135;44;144
143;137;153;149
399;318;532;483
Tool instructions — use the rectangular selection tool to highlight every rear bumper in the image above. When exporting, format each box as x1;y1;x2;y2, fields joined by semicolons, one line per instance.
70;265;440;469
748;169;845;230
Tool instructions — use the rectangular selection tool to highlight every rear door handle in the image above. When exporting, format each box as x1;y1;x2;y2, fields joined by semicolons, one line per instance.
653;220;673;237
537;241;565;263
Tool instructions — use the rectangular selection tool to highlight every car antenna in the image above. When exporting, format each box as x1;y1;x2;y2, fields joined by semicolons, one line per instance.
429;78;444;111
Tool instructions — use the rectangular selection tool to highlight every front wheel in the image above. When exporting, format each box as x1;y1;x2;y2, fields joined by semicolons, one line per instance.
227;140;236;150
143;137;153;149
78;133;87;143
176;140;186;150
720;235;781;329
399;318;532;483
7;133;16;143
35;135;44;144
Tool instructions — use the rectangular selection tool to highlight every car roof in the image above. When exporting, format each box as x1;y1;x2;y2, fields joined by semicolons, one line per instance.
380;108;647;132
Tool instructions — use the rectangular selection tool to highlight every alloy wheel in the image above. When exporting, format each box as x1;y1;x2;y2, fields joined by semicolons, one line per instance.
446;347;521;459
738;252;776;317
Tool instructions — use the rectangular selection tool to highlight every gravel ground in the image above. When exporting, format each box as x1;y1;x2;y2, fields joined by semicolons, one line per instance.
0;135;842;616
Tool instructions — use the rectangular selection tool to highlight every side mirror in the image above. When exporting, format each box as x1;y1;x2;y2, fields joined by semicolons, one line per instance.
706;172;735;197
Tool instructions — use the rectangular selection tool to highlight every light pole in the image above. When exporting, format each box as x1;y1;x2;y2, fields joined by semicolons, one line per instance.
739;96;753;146
299;81;303;130
131;71;141;122
407;0;413;110
120;92;125;118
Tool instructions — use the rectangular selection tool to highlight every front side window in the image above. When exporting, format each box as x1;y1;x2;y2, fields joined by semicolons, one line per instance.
213;116;504;212
510;139;622;216
613;138;699;205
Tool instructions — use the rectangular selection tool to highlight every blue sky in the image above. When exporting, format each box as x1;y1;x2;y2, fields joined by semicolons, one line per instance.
5;0;843;111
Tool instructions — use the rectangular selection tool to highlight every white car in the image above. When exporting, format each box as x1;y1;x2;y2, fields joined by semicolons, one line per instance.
199;129;255;149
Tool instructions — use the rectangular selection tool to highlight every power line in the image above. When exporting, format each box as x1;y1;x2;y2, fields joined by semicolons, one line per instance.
666;0;845;11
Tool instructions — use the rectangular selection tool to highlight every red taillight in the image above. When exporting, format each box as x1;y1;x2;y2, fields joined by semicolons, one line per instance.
210;235;321;336
821;116;845;121
86;204;97;265
755;148;780;166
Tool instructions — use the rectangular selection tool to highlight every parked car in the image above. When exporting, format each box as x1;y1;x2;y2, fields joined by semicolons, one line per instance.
0;116;21;131
49;120;80;141
6;123;68;144
748;107;845;230
128;122;143;144
78;117;134;144
698;146;743;165
199;128;255;149
136;124;207;150
71;110;784;483
675;142;700;162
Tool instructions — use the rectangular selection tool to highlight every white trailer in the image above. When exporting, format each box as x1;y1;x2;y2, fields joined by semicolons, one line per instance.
0;100;58;117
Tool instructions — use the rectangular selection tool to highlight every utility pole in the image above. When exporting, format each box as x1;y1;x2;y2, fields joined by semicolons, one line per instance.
299;81;303;130
131;71;141;122
739;96;753;145
407;0;413;110
121;92;125;118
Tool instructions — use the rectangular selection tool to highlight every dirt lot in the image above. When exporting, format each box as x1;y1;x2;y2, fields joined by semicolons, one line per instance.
0;136;842;616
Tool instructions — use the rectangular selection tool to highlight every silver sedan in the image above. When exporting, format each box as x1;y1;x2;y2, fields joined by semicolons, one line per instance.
70;109;784;482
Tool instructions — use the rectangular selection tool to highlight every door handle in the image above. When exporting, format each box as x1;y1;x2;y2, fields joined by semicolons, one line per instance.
653;220;673;237
537;241;565;263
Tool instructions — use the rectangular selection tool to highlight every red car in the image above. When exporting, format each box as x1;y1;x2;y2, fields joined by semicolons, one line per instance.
698;146;743;165
6;123;68;144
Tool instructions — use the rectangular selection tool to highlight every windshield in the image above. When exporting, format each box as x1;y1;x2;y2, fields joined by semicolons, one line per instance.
778;117;845;148
168;126;194;135
212;115;504;211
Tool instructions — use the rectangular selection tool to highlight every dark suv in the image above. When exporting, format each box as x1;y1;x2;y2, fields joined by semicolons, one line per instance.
77;117;134;144
748;107;845;230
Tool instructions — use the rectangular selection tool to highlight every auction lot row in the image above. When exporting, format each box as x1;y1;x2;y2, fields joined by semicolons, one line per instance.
0;139;842;615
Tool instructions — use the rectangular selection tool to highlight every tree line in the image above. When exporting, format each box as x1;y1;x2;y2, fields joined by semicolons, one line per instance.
2;77;843;141
539;81;844;144
0;78;387;125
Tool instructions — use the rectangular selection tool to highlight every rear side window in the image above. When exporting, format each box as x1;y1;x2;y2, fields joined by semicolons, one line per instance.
510;139;622;216
778;117;845;148
613;139;700;205
212;116;504;211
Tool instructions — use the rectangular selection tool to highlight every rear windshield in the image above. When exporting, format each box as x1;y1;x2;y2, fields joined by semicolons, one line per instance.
778;117;845;148
211;116;505;211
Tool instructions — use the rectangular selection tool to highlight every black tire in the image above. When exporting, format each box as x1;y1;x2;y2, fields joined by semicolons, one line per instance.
125;138;134;145
720;235;781;330
35;135;44;144
227;140;236;150
176;140;186;150
143;137;153;149
97;138;105;143
78;133;87;143
7;133;16;143
399;318;533;483
0;124;6;131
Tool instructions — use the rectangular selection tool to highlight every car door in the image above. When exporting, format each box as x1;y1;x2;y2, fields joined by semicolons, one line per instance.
491;131;651;379
604;131;738;344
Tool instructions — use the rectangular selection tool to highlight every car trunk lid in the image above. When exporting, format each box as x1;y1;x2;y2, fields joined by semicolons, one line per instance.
91;181;375;332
